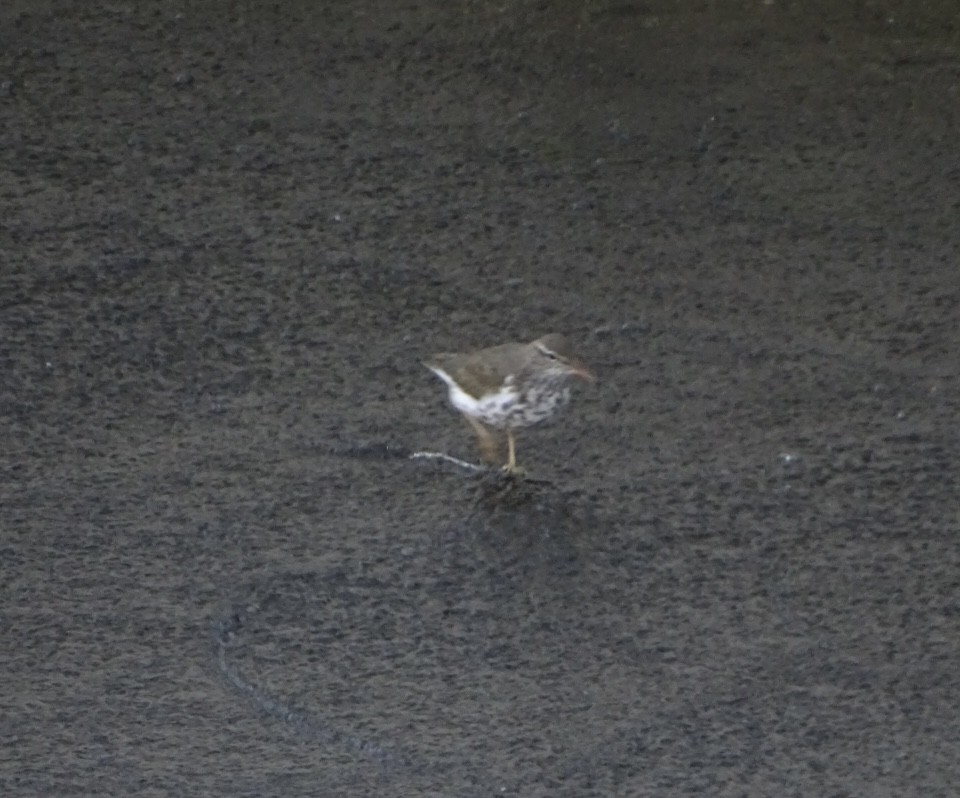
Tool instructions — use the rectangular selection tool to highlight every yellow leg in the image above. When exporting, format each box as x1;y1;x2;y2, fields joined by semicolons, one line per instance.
463;414;499;464
506;429;517;473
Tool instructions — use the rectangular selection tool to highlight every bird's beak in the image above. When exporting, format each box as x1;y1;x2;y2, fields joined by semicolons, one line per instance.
569;361;597;383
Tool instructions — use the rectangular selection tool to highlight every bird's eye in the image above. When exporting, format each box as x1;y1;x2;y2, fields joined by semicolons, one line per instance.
537;344;559;360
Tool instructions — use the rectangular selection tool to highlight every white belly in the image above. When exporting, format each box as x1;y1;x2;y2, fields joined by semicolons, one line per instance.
433;372;570;429
447;382;521;427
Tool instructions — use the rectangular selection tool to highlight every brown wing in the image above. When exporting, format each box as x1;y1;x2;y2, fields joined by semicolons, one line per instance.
426;343;532;398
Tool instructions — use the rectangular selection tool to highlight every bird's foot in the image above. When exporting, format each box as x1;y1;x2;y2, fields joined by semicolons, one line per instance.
499;462;529;480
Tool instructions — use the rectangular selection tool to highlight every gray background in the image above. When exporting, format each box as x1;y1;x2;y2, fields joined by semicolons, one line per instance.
3;1;959;795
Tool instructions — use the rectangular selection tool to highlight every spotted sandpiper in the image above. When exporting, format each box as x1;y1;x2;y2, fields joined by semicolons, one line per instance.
423;334;595;473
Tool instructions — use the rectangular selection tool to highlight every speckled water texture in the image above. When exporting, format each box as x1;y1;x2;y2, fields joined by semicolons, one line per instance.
3;1;960;795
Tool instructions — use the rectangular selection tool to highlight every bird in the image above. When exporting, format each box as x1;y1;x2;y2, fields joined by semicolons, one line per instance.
423;333;595;473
